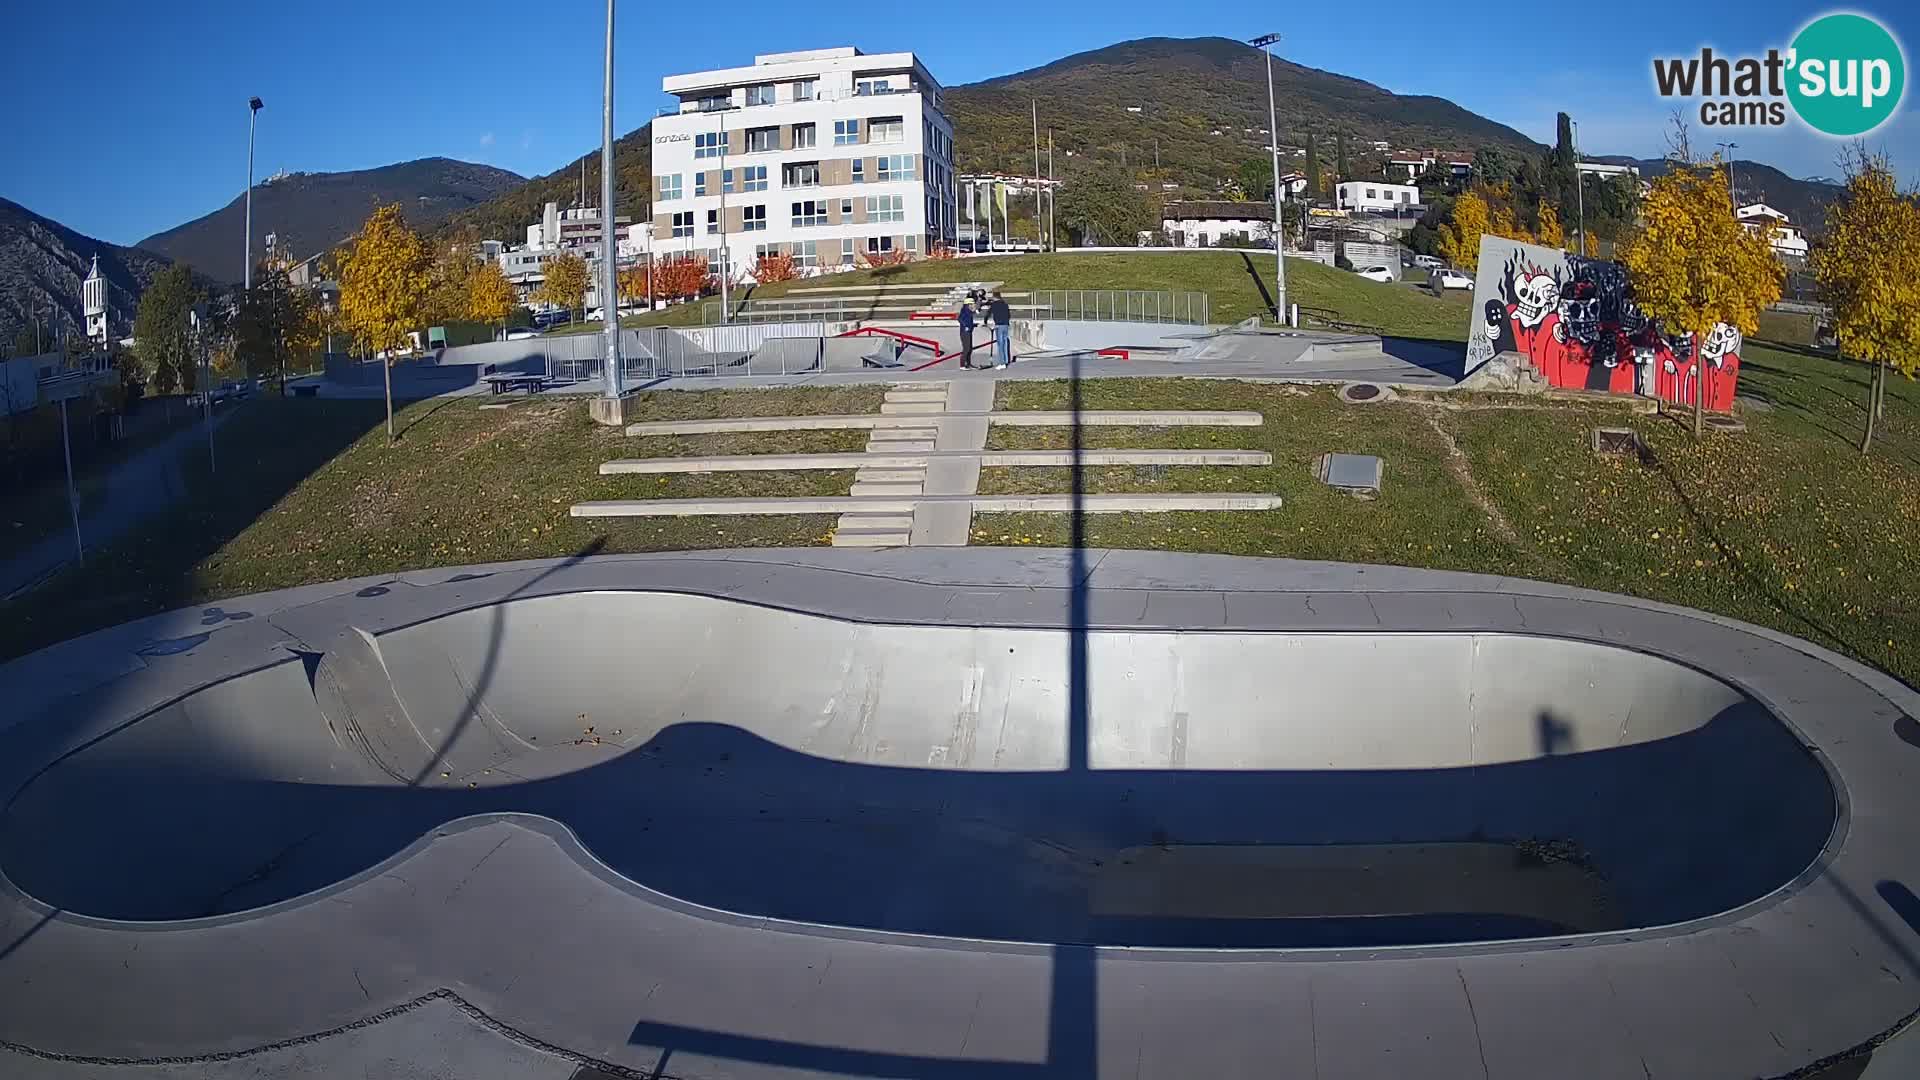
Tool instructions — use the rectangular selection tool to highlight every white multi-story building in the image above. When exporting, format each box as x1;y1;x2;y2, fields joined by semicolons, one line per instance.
1737;203;1811;261
1336;181;1420;213
649;47;957;281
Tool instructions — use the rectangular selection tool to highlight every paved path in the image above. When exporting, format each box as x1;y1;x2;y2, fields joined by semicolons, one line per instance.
0;406;237;599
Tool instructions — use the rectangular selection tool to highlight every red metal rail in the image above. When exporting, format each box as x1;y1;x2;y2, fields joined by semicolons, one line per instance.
836;326;958;371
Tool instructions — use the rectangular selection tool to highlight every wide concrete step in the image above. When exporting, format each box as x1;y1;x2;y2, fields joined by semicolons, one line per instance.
628;410;1263;437
831;528;911;548
849;481;924;497
864;439;935;453
852;469;928;484
599;449;1273;475
884;388;949;402
879;402;945;415
836;513;914;531
572;493;1283;518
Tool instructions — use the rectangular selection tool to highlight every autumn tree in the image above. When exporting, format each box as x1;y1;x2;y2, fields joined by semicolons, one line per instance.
753;252;799;284
617;264;652;306
653;256;709;301
1536;202;1564;248
536;252;591;319
859;248;914;269
132;263;201;395
338;202;431;442
1812;146;1920;454
466;260;517;334
424;245;480;326
1621;158;1784;436
1437;191;1492;271
233;257;320;392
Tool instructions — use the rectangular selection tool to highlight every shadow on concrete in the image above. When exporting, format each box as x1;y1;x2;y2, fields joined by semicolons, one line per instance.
1237;253;1277;322
1380;336;1471;379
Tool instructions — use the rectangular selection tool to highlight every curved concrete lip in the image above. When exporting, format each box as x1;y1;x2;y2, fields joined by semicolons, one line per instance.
1;549;1916;1080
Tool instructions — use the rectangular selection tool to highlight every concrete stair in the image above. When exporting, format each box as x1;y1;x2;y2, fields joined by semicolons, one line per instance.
833;384;948;547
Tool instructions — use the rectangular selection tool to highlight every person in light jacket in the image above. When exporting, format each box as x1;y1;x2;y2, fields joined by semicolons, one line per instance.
957;299;978;368
988;291;1013;368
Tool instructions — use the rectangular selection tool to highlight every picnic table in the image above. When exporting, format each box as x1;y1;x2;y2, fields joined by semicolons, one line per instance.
481;372;553;395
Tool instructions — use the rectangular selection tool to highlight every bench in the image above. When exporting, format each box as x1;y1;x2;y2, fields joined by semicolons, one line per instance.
482;373;553;395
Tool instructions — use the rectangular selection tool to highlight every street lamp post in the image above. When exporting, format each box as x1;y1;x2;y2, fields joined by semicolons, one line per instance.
598;0;622;398
1249;33;1288;326
1572;119;1586;255
718;118;730;323
245;97;262;289
1716;141;1740;205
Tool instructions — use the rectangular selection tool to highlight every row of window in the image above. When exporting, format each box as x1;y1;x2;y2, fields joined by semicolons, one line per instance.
688;116;905;160
751;233;918;269
691;75;918;115
667;197;913;236
655;159;914;202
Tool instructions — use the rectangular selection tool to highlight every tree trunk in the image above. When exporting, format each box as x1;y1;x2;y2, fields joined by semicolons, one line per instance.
1860;357;1880;455
383;352;394;444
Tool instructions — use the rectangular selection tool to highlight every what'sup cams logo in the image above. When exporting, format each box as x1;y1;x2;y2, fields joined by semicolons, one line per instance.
1653;12;1906;136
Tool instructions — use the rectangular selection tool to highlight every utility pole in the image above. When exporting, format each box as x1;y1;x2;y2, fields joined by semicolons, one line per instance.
718;116;730;321
1572;119;1586;254
244;97;263;289
1250;32;1289;326
598;0;622;398
1048;130;1055;251
1716;141;1740;205
1032;100;1043;251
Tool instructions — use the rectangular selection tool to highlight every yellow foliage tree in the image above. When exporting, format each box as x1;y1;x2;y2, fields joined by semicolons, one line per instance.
1488;201;1524;241
1437;191;1491;271
338;202;431;442
1536;202;1564;248
536;253;591;320
1583;231;1599;258
466;260;517;333
424;246;480;326
1620;160;1784;436
1812;148;1920;454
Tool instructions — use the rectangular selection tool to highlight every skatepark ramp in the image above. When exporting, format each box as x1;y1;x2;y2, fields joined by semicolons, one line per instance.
0;592;1833;943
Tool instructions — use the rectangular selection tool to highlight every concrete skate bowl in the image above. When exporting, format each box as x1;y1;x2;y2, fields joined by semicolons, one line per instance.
0;591;1836;948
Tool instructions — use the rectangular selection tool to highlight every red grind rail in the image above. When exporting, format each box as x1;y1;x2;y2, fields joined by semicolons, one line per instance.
1096;347;1131;361
837;326;957;371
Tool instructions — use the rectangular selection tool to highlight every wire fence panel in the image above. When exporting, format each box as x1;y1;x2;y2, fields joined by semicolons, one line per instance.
1018;290;1208;325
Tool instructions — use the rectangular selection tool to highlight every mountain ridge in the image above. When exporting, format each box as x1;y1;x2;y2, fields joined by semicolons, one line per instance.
0;197;174;349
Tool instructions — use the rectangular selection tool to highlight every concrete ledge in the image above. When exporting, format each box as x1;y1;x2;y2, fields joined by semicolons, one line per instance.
600;450;1273;474
587;392;647;427
628;410;1264;436
572;493;1283;517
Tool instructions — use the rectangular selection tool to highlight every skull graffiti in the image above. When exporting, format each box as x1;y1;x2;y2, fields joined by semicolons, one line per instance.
1557;295;1602;346
1513;273;1559;326
1700;323;1741;368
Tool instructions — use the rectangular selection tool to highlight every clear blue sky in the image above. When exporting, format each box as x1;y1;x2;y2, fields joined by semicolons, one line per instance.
9;0;1916;246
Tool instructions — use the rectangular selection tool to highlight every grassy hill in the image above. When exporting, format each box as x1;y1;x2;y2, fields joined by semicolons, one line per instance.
137;157;523;282
948;37;1543;186
433;128;654;245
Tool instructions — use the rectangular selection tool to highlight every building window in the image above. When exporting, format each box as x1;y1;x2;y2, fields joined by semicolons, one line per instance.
905;236;918;253
695;131;729;160
745;83;775;107
655;174;682;201
876;155;914;181
852;159;864;183
1365;187;1377;199
707;248;730;278
722;169;735;194
707;209;720;234
745;127;778;154
866;195;904;223
742;205;766;231
842;238;856;265
695;172;707;197
840;199;854;217
866;235;894;254
856;78;893;96
694;94;729;112
869;116;904;144
740;165;768;192
671;211;694;238
792;123;816;149
795;240;819;268
833;119;860;145
792;200;829;227
792;79;816;101
783;161;819;187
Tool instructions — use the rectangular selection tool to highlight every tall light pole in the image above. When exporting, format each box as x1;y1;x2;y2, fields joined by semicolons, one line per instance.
1716;140;1740;205
1250;33;1288;326
717;117;730;323
598;0;622;398
244;97;263;289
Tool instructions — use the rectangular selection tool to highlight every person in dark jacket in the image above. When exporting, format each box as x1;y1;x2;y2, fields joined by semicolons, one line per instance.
988;291;1013;368
957;300;978;368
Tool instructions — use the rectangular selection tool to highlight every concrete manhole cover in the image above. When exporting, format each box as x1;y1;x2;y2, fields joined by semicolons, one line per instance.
1338;382;1393;404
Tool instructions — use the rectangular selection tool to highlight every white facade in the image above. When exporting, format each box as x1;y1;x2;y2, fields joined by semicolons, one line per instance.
1737;203;1810;260
1336;181;1419;213
82;256;108;344
649;47;956;281
1160;203;1275;248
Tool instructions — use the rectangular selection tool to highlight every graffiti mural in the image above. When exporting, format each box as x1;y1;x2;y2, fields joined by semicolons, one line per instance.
1463;236;1740;410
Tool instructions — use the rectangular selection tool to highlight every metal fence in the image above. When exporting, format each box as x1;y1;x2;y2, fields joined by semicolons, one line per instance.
1019;290;1209;325
701;298;871;324
543;325;833;384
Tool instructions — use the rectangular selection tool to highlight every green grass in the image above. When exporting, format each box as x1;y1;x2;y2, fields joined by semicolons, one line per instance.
550;252;1474;340
6;334;1915;693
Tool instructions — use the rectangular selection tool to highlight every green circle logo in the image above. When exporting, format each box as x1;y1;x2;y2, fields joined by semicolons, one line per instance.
1788;13;1906;136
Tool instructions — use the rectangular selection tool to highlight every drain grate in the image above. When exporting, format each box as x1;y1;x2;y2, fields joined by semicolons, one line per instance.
1338;382;1392;405
1591;427;1643;457
1318;453;1384;496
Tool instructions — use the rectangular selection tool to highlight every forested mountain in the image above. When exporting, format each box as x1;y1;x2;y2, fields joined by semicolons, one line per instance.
0;197;172;350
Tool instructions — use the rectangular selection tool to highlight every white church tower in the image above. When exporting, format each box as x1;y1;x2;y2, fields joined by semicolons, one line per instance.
82;255;108;347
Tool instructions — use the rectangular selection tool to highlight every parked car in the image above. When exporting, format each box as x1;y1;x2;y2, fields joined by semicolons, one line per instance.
1412;254;1444;270
1354;265;1395;283
503;327;540;341
1428;268;1474;291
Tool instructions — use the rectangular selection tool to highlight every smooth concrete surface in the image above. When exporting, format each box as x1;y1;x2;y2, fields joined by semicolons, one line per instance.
0;550;1915;1080
602;450;1273;473
626;410;1264;437
571;493;1286;517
